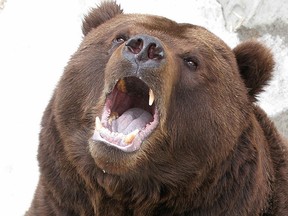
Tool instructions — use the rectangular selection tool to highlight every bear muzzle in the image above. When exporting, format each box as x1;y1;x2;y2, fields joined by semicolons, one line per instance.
122;34;165;68
90;35;170;152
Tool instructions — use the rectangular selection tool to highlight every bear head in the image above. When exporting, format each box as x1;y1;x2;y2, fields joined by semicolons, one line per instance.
52;1;274;190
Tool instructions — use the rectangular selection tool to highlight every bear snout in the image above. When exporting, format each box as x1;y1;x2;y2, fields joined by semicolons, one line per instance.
122;34;165;68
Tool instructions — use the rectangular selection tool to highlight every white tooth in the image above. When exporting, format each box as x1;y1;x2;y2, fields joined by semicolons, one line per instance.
111;131;118;136
95;116;103;131
149;89;155;106
124;129;139;144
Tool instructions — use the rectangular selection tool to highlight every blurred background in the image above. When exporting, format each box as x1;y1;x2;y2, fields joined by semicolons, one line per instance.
0;0;287;215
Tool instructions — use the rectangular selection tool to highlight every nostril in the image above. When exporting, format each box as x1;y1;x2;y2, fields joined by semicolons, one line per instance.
148;44;156;59
126;38;143;54
123;34;165;63
148;44;164;60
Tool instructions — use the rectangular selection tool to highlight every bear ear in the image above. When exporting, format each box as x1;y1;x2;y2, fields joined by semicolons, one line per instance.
82;1;123;36
233;40;275;102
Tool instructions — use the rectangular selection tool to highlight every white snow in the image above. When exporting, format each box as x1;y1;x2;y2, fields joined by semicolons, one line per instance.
219;0;288;30
257;34;288;115
0;0;287;215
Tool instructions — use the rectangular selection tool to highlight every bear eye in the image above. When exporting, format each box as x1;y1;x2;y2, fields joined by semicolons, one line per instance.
114;35;127;44
183;57;198;71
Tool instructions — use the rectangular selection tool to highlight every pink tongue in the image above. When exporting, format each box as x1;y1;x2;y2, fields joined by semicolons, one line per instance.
111;108;153;134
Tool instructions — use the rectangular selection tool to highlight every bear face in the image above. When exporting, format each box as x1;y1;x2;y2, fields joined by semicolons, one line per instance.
27;2;288;216
58;6;252;175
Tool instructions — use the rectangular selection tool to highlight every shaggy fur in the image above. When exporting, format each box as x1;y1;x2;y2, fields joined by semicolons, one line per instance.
26;1;288;215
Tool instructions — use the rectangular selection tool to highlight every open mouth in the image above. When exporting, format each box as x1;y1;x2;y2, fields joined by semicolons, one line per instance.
91;77;159;152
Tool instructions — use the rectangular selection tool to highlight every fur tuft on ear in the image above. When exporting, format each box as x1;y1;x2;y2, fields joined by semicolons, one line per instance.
82;1;123;36
233;40;275;102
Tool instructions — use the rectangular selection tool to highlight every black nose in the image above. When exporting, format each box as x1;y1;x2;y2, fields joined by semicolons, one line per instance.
123;34;164;63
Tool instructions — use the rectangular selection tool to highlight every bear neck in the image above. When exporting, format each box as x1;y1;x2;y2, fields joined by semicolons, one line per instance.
88;119;273;215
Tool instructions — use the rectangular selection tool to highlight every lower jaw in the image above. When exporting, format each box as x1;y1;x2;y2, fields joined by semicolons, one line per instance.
89;139;141;175
91;130;143;152
91;108;160;153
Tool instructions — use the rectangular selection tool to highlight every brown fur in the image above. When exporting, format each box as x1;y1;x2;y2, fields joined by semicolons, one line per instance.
26;1;288;215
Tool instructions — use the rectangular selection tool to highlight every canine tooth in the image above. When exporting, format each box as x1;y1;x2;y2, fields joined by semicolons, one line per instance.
95;116;103;131
124;129;139;144
117;78;127;93
149;89;155;106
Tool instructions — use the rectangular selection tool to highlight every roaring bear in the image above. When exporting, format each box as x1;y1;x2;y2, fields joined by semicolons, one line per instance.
26;1;288;215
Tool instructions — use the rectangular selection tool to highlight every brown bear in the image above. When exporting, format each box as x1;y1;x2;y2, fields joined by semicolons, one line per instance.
26;1;288;215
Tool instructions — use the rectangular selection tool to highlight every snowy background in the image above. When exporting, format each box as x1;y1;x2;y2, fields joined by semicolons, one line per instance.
0;0;287;215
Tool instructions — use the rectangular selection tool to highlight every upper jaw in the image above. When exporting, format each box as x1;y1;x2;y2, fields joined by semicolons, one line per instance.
91;76;159;152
